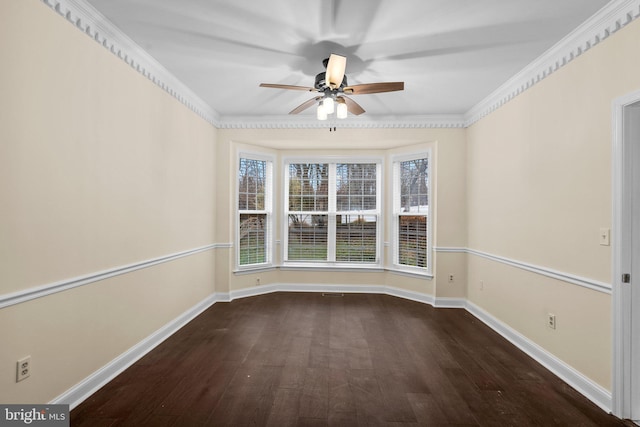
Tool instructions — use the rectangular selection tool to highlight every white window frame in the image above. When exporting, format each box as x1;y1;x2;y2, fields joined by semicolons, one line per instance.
283;156;383;269
392;151;432;276
236;152;274;271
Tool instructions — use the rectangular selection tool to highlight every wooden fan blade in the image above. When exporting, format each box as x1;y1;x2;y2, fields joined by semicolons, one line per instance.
325;54;347;89
340;96;365;115
289;97;322;114
343;82;404;95
260;83;317;92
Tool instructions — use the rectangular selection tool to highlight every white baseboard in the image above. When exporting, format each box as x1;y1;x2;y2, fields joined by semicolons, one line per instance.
226;283;444;307
433;297;467;308
227;283;389;300
53;285;612;416
465;300;612;413
51;292;223;410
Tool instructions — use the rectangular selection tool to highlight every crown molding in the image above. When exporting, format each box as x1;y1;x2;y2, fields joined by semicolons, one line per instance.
464;0;640;127
217;114;465;129
41;0;220;126
40;0;640;130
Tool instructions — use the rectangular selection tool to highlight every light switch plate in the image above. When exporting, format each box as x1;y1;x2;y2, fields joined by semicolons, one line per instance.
599;228;610;246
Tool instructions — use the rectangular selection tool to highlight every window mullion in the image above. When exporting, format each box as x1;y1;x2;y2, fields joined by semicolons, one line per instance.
327;214;336;262
265;162;272;264
328;163;337;262
283;164;290;262
392;161;400;265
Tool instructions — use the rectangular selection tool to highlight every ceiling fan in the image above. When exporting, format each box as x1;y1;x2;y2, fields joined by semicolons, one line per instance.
259;54;404;120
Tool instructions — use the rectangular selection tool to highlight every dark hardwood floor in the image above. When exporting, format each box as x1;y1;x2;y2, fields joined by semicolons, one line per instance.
71;292;633;426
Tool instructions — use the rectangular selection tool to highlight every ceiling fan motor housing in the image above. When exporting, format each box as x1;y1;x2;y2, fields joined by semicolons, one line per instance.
315;72;348;92
259;54;403;116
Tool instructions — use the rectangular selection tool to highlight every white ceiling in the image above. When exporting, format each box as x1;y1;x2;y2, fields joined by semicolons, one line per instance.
84;0;610;121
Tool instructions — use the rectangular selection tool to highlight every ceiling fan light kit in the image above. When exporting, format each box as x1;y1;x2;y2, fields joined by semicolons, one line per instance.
317;101;328;120
323;96;335;114
336;98;348;119
260;53;404;121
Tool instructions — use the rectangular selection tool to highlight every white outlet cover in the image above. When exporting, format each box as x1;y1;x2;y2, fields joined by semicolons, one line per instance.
16;356;31;382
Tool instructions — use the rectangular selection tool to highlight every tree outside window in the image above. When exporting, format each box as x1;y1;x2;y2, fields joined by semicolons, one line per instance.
395;157;429;269
238;157;271;266
285;161;380;264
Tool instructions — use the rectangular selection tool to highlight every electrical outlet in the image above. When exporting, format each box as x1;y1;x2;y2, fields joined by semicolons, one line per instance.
16;356;31;382
448;274;454;282
256;278;260;286
480;281;484;291
547;314;556;330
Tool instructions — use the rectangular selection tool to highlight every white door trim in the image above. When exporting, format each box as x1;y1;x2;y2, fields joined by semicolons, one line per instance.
611;89;640;419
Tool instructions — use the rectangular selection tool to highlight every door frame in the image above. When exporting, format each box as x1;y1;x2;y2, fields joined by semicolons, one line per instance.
612;89;640;419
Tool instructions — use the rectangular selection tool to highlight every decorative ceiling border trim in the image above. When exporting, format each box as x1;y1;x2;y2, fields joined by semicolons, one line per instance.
464;0;640;127
41;0;220;126
217;115;466;129
40;0;640;130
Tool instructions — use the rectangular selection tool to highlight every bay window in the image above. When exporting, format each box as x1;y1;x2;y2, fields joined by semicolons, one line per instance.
393;154;430;273
237;155;272;267
284;160;381;266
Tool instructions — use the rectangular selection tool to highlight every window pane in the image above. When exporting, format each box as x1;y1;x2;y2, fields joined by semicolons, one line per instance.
287;214;328;261
288;164;329;212
336;215;377;263
363;196;376;210
398;215;427;268
238;158;266;210
239;214;267;265
336;163;377;211
400;158;428;213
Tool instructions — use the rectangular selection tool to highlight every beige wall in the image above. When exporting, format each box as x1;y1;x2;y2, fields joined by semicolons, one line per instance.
466;17;640;390
5;0;637;408
0;0;217;403
215;128;467;296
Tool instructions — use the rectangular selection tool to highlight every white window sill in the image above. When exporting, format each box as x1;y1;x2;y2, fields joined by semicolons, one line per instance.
280;263;384;273
234;264;432;280
388;266;433;280
233;264;276;275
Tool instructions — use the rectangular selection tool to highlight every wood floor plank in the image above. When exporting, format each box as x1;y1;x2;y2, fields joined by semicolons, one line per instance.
71;417;118;427
347;368;389;426
265;388;300;427
406;392;450;425
204;365;281;426
71;293;634;427
374;370;419;423
327;411;358;427
327;368;356;417
298;367;329;419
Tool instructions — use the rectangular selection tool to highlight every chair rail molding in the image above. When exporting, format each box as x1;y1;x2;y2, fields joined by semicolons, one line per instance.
434;247;611;294
0;244;220;309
